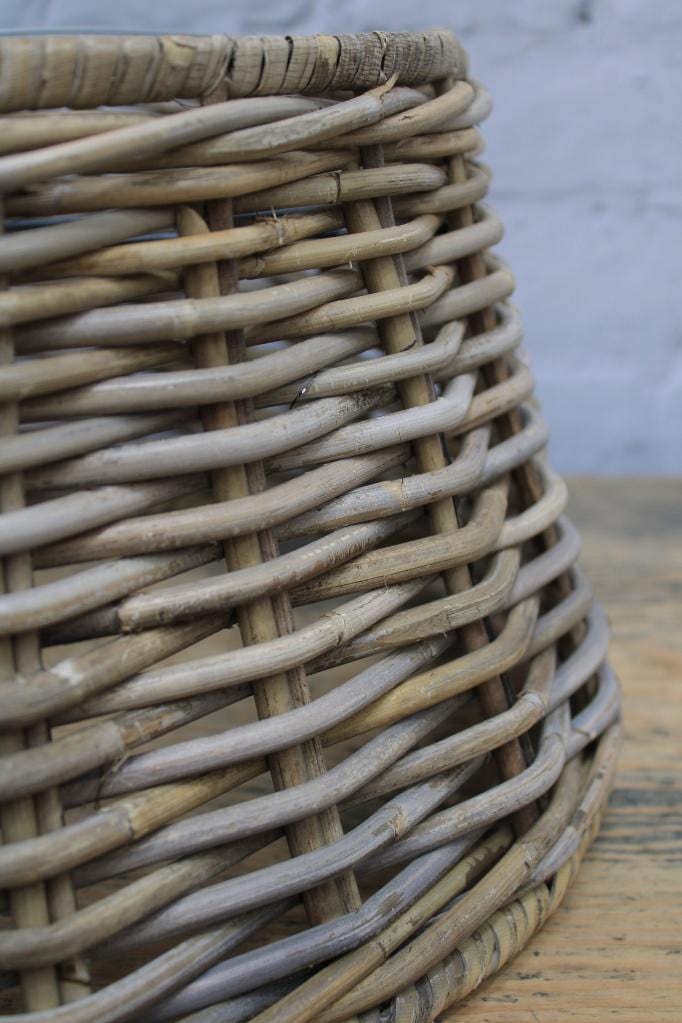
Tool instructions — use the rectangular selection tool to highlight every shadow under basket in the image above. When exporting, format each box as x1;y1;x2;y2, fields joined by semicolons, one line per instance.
0;28;621;1023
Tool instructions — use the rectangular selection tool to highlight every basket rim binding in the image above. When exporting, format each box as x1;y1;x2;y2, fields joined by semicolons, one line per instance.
0;29;468;111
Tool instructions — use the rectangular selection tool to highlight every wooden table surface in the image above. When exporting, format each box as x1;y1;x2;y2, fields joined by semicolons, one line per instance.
443;476;682;1022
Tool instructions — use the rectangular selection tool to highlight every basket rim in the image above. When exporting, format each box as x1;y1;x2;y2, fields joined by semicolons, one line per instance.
0;28;468;112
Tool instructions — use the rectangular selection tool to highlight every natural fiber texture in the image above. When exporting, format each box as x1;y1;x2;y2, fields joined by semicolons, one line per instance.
0;30;467;112
0;28;620;1022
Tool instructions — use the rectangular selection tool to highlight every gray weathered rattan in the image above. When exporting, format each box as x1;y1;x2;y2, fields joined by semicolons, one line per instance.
0;28;621;1022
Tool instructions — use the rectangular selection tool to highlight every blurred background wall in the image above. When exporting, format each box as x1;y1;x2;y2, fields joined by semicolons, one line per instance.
2;0;679;473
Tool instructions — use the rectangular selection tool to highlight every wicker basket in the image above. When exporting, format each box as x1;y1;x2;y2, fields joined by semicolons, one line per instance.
0;28;621;1022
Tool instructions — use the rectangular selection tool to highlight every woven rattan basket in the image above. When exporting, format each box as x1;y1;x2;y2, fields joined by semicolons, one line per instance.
0;28;621;1022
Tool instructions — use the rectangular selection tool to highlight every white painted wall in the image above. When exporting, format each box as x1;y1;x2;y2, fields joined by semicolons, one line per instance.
2;1;680;472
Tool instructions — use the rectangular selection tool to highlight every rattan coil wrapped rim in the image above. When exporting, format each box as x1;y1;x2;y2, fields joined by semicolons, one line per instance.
0;27;621;1022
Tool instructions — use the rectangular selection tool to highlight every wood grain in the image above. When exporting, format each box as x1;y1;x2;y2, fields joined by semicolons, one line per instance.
442;475;682;1022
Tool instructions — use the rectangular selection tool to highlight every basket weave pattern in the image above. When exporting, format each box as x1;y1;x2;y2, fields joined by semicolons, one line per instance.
0;29;621;1021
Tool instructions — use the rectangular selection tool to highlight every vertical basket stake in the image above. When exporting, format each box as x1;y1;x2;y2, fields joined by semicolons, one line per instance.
342;142;537;834
176;83;362;927
0;202;89;1008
